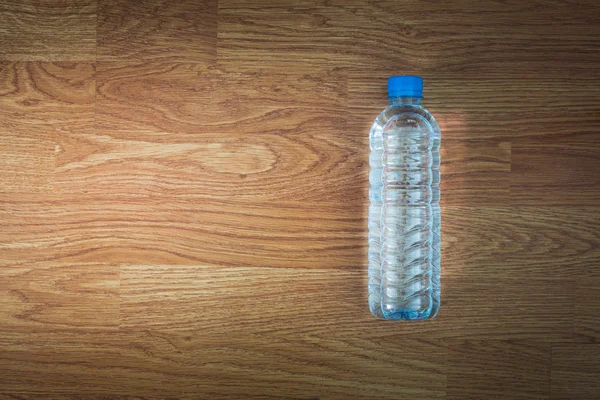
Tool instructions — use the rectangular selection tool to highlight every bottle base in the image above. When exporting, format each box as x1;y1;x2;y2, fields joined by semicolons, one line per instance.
369;300;439;321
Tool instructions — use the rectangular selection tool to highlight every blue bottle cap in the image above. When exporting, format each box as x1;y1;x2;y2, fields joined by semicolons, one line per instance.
387;76;423;98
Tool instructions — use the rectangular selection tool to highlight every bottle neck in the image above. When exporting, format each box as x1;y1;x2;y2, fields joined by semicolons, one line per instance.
390;96;422;106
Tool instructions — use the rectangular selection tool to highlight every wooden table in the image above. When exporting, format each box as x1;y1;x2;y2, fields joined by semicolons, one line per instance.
1;1;599;398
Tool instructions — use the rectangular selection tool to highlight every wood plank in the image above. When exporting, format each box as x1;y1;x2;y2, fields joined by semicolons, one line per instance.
0;196;366;270
511;133;600;206
53;128;364;202
0;396;139;400
94;63;358;202
98;0;217;63
219;0;600;73
104;206;580;341
575;265;600;343
440;139;510;205
338;0;600;72
119;265;368;333
349;71;600;141
217;1;353;71
441;206;576;341
551;344;600;399
0;62;95;131
1;202;586;341
443;206;600;278
96;62;347;133
446;340;551;400
442;205;600;342
0;262;119;333
0;135;55;193
0;1;96;61
438;205;600;342
0;331;447;399
117;259;574;342
0;332;125;396
0;396;140;400
441;274;574;342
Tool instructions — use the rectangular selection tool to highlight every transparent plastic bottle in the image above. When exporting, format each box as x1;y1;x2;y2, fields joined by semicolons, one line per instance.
368;76;441;320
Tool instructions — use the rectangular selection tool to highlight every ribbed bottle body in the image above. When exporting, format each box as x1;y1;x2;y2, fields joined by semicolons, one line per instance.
368;103;440;320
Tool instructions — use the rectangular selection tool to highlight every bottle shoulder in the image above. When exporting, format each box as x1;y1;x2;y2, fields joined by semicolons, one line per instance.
373;105;440;134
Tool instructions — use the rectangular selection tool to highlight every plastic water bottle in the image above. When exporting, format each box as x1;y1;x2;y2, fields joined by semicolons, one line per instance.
368;76;441;320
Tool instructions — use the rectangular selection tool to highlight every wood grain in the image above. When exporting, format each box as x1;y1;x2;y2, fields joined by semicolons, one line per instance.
1;205;590;343
53;129;363;202
1;0;600;398
551;344;600;400
0;135;55;193
217;1;353;71
98;0;217;63
96;62;347;134
576;263;600;343
0;196;365;270
0;1;96;61
0;331;447;399
219;0;600;73
0;62;95;131
447;340;551;400
349;72;600;141
512;132;600;206
0;262;119;333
